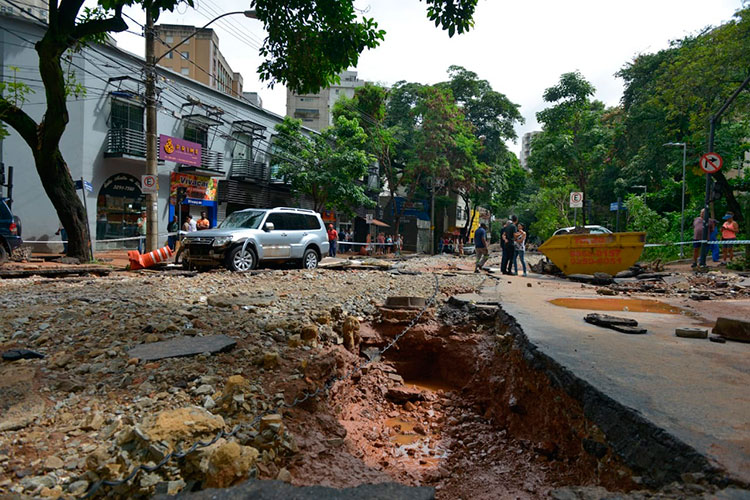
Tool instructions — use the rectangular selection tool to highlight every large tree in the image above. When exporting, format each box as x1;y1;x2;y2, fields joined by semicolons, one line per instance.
529;72;612;225
0;0;478;260
273;116;375;215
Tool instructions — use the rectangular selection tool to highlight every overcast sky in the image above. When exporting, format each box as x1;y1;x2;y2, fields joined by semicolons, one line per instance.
110;0;745;156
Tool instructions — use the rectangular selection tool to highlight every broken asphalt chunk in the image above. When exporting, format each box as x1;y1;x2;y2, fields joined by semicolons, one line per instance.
584;314;646;334
713;317;750;343
2;349;45;361
127;334;237;362
675;327;708;339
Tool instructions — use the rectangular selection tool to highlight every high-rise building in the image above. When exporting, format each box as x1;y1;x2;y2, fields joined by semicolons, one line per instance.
0;0;48;23
286;70;366;131
519;131;541;170
154;24;243;98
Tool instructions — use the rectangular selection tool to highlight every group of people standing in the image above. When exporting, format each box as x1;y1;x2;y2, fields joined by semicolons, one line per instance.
692;209;740;267
166;211;211;252
474;215;527;276
327;225;403;257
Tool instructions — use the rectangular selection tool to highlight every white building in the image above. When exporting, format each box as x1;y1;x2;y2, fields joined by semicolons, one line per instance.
0;14;312;251
519;130;541;170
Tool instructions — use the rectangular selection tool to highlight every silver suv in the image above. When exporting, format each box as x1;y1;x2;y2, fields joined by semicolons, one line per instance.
181;207;329;272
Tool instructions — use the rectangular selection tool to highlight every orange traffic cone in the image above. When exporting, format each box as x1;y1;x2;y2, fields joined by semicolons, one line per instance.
128;246;173;270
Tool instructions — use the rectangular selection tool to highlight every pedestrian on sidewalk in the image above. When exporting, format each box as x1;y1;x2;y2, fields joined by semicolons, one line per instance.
55;221;67;254
197;211;210;230
501;215;518;275
513;222;527;277
327;224;338;257
167;216;178;251
721;212;739;264
474;223;489;272
136;210;147;253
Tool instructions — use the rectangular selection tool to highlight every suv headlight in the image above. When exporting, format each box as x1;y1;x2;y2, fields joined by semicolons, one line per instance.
213;236;233;247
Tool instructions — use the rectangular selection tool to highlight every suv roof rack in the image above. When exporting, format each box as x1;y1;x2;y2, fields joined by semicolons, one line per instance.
273;207;316;213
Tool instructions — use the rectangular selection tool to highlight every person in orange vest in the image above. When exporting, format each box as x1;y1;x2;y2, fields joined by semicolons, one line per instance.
197;211;210;230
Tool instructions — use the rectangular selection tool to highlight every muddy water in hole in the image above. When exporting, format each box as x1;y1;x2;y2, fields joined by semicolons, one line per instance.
550;297;692;315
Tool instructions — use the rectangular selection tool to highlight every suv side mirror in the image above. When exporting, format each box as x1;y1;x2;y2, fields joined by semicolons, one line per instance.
264;222;275;232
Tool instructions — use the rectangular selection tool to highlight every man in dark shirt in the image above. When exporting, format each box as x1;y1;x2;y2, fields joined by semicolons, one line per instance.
501;215;518;275
474;223;489;273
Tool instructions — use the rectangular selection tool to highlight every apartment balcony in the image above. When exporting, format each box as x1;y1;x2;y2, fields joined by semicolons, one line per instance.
230;159;267;181
104;128;146;158
177;148;225;177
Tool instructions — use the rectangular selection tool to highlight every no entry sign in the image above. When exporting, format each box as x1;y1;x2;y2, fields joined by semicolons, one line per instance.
699;152;723;174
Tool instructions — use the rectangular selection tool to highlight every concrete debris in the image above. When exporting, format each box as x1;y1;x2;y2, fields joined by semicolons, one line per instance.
713;317;750;343
675;327;708;339
127;334;237;361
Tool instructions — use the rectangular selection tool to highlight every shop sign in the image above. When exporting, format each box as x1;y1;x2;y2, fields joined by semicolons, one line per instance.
100;173;142;197
159;134;201;167
321;209;335;222
169;172;217;204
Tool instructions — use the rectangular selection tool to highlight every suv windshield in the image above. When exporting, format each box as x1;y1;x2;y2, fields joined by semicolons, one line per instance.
219;210;265;229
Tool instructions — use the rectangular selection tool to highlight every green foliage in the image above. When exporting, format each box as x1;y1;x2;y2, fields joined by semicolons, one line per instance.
624;194;668;241
422;0;478;37
527;182;577;240
0;66;33;140
273;116;375;216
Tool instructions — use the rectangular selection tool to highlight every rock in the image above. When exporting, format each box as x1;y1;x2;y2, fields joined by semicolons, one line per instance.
386;386;425;404
81;411;105;431
204;440;259;488
403;401;416;412
260;414;284;435
582;438;608;459
300;324;318;345
276;467;292;482
145;333;160;343
313;311;331;325
195;384;214;395
690;293;711;301
595;287;616;296
342;316;360;353
204;395;216;410
567;274;595;284
21;475;55;491
675;327;708;339
592;272;613;285
287;334;302;348
713;317;750;342
709;334;727;344
43;455;64;470
139;407;225;452
263;351;280;369
67;480;89;496
584;313;638;328
39;485;63;498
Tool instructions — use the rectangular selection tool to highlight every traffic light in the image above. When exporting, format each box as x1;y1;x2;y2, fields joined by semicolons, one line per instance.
176;187;187;203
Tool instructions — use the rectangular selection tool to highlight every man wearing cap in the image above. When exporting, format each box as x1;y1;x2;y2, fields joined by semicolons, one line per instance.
721;212;739;264
327;224;338;257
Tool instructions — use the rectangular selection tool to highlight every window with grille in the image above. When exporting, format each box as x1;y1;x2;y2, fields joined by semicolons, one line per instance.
184;124;208;147
110;100;143;131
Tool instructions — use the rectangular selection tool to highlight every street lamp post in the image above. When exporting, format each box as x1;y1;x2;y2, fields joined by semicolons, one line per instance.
664;142;687;258
143;9;257;252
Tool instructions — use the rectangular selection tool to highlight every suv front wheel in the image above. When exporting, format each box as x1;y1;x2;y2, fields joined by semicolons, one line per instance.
301;248;319;269
228;244;257;272
0;242;8;265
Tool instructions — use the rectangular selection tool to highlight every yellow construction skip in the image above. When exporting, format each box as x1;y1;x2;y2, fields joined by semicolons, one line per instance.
539;232;646;276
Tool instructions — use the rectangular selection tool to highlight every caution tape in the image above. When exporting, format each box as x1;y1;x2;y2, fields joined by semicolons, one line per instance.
644;239;750;248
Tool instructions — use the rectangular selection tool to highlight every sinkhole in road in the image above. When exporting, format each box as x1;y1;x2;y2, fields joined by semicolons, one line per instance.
316;298;640;498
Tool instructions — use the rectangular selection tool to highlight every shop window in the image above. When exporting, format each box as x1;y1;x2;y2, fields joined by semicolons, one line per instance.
96;173;145;244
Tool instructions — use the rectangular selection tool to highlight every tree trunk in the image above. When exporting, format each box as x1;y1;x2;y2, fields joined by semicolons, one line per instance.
713;170;743;223
33;148;91;260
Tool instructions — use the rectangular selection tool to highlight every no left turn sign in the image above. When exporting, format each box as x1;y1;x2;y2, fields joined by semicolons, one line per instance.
699;152;723;174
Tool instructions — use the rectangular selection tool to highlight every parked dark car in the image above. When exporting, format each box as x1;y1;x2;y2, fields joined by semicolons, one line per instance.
0;198;22;265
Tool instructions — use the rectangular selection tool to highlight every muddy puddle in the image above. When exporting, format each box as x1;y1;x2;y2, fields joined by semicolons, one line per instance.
549;297;691;315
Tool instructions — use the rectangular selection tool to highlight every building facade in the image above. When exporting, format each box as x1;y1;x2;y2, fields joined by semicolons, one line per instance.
0;15;307;252
519;130;540;170
153;24;243;98
0;0;47;23
285;70;366;131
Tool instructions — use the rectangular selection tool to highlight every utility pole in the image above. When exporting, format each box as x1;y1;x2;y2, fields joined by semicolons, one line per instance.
144;9;158;252
142;9;256;253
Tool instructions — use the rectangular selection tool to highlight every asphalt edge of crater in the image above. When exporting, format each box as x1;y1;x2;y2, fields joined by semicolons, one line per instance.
494;305;740;490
